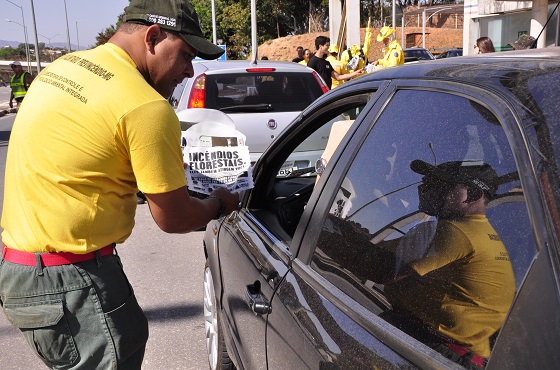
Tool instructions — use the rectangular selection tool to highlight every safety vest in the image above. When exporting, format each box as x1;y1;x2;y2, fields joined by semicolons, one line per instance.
10;72;28;99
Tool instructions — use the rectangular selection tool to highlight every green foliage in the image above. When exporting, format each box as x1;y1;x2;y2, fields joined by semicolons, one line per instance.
93;0;464;60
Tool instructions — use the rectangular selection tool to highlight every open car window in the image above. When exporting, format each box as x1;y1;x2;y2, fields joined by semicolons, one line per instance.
249;92;375;241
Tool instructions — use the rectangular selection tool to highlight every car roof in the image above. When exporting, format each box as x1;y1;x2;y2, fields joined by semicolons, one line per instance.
191;59;314;74
342;47;560;84
403;47;431;51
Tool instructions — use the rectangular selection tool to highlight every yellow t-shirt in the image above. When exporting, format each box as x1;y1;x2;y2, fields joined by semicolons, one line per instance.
385;214;516;357
1;43;186;253
326;55;346;88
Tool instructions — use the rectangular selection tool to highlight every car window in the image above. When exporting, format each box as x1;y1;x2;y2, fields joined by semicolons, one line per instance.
250;93;375;239
310;89;538;366
204;72;324;113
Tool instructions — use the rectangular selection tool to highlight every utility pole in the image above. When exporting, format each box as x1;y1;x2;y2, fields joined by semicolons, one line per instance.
29;0;41;73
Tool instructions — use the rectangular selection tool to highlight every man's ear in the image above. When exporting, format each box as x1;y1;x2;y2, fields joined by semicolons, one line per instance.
145;24;161;52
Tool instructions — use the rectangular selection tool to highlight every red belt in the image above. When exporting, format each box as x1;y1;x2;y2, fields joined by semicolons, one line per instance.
1;244;114;267
445;342;486;367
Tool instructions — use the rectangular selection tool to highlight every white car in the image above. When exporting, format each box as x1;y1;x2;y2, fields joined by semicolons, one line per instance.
169;60;328;164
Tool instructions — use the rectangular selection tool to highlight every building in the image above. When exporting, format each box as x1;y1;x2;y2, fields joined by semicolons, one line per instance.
464;0;560;53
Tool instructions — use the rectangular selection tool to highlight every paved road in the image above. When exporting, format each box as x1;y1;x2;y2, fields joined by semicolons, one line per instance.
0;112;209;370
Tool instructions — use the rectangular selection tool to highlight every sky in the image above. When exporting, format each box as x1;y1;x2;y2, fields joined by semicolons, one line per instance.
1;0;130;49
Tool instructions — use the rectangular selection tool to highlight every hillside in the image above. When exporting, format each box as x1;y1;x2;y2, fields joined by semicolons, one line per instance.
257;27;463;61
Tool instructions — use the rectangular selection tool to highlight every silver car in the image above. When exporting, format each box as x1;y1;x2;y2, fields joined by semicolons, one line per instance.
169;60;328;164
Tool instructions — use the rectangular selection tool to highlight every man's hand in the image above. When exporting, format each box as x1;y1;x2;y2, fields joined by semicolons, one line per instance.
353;68;365;77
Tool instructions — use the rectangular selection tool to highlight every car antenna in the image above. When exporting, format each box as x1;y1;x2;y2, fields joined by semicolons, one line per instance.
429;142;438;165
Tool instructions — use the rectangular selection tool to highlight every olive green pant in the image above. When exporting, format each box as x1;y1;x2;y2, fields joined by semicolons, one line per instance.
0;251;149;369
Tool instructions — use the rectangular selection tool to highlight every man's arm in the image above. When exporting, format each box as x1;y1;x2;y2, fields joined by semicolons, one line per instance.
145;186;239;233
332;68;364;82
24;72;34;89
9;90;14;108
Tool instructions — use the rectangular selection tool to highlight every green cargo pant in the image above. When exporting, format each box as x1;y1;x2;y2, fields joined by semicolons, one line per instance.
0;250;149;369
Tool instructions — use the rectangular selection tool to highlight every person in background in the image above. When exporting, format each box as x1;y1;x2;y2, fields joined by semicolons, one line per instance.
8;61;34;110
307;36;364;90
298;48;312;66
261;56;269;60
326;44;348;89
510;34;536;50
292;45;304;63
340;18;373;71
475;37;496;54
373;26;404;69
0;0;239;369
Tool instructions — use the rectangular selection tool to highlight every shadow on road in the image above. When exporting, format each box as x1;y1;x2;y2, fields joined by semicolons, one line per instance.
143;303;203;322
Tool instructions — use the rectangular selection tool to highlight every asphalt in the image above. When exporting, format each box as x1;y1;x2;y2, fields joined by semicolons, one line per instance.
0;101;16;117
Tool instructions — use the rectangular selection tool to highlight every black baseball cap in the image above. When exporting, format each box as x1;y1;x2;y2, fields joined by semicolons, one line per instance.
411;160;499;198
123;0;224;60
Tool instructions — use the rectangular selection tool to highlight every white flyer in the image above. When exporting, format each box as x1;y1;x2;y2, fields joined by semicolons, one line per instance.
179;109;253;194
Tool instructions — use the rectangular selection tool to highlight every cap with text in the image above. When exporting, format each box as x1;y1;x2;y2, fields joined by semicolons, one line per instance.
123;0;224;60
411;160;499;198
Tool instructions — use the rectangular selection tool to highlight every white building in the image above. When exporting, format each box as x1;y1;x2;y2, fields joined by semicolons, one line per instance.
464;0;560;54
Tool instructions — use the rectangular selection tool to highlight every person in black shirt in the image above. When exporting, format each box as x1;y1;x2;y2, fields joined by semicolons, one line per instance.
307;36;364;89
292;46;304;63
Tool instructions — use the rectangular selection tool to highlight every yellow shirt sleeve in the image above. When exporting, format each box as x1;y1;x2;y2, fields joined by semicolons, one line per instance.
120;100;186;194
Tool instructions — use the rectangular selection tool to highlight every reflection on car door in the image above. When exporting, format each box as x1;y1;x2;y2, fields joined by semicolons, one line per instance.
217;212;290;369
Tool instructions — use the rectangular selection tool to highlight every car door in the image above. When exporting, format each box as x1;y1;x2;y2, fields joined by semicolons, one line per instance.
265;79;558;368
215;82;382;369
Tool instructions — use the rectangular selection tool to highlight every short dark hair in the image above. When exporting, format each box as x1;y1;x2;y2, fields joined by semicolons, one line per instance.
296;46;303;50
315;36;330;50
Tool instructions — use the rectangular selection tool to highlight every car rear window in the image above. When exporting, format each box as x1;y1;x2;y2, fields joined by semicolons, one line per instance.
205;72;324;113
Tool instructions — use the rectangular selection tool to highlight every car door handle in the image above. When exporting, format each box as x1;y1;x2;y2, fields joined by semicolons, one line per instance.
245;282;272;315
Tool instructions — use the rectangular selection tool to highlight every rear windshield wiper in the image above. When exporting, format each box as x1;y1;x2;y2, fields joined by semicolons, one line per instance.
220;104;273;112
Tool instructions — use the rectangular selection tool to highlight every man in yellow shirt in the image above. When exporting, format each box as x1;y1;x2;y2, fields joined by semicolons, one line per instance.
373;26;404;69
0;0;239;368
383;160;516;368
321;160;515;369
326;45;348;89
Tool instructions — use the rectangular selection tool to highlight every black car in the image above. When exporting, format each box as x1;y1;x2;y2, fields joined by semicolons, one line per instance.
436;48;463;59
202;48;560;370
403;47;436;63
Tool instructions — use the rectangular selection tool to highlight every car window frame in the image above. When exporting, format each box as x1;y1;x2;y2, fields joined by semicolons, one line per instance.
238;81;389;254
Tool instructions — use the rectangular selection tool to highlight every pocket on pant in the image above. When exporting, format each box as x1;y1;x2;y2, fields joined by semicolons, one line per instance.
3;299;79;367
105;293;149;363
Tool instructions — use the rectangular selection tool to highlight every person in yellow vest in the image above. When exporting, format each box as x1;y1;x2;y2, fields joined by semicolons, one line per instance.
326;45;348;89
298;48;312;66
340;19;373;71
373;26;404;69
9;61;34;110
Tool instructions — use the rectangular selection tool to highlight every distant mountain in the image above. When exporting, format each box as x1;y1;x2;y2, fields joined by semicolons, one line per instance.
0;39;82;50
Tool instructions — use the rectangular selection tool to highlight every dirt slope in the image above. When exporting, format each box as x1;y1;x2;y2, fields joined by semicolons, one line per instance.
257;27;463;62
